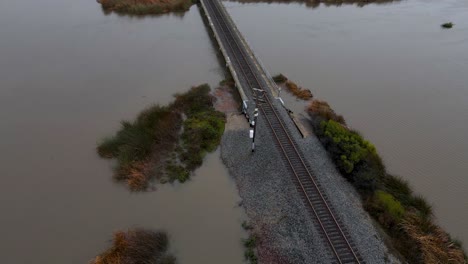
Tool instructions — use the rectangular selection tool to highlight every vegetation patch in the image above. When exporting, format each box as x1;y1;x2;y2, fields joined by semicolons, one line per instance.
272;74;288;83
273;74;312;100
304;87;467;263
97;84;225;191
91;229;176;264
98;0;194;16
243;234;258;264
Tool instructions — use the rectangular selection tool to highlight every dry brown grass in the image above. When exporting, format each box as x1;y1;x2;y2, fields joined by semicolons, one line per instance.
91;229;175;264
284;81;313;100
307;100;346;125
401;213;466;263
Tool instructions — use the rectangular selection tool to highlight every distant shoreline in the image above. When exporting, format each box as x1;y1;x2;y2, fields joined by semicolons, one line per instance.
98;0;196;16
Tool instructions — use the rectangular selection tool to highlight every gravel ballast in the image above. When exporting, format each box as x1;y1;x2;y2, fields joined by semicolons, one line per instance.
220;98;401;263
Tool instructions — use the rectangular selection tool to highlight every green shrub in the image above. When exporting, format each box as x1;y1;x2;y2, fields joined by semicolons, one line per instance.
181;110;225;170
319;120;376;174
376;190;405;221
353;167;378;193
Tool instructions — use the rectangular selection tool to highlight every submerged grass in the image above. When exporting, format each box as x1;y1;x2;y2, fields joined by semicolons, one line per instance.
97;84;225;191
302;79;467;263
91;229;176;264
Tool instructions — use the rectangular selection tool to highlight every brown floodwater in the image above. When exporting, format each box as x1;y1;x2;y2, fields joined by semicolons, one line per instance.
1;0;467;261
0;1;245;263
225;0;468;249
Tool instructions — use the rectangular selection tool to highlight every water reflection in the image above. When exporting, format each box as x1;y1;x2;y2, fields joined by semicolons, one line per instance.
227;0;400;8
99;4;189;18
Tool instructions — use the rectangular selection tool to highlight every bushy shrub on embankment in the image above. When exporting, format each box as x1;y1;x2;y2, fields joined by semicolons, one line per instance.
97;84;225;191
91;229;176;264
307;98;467;263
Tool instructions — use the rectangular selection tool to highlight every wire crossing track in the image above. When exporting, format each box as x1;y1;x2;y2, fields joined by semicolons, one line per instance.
201;0;365;262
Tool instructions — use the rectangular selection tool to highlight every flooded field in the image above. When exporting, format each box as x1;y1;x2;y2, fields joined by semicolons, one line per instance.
225;0;468;249
0;1;245;263
1;0;467;261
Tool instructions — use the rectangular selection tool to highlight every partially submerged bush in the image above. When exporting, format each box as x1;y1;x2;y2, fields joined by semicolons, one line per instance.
97;106;182;191
272;73;288;83
91;229;176;264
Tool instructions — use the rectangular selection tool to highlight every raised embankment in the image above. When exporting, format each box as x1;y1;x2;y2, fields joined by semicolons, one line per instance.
200;0;399;262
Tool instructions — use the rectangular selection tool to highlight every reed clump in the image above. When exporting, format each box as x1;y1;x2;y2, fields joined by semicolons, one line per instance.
98;0;193;15
97;84;225;191
284;81;313;100
305;88;467;263
91;229;176;264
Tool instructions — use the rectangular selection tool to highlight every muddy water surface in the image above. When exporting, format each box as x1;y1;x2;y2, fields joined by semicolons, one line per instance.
0;1;245;263
225;0;468;249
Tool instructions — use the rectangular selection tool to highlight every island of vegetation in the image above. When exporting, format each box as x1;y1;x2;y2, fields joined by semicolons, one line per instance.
98;0;195;15
91;229;176;264
441;22;454;29
97;84;225;191
304;88;467;262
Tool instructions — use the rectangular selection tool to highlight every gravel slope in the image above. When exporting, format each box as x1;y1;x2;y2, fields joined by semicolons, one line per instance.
220;100;401;263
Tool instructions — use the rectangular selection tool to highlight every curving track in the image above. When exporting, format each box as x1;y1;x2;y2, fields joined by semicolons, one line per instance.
202;0;365;262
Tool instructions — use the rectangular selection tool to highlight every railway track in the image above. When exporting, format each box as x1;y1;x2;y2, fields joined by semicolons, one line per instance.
202;0;364;262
